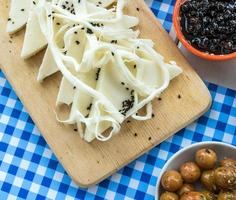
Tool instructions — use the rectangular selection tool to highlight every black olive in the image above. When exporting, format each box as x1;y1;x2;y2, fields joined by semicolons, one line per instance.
179;0;236;55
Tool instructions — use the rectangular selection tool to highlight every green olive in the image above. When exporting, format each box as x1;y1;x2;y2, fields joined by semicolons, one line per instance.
201;170;218;192
220;158;236;168
195;149;217;170
214;166;236;190
161;170;183;192
217;190;236;200
180;162;201;183
178;184;195;196
160;191;179;200
180;191;206;200
201;190;217;200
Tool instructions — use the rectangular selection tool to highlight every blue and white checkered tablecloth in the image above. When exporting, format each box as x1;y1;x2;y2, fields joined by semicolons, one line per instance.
1;0;236;199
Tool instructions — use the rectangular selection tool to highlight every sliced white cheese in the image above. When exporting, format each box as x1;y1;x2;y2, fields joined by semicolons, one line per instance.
84;60;133;141
136;59;163;88
84;112;112;142
21;11;47;59
66;29;87;63
88;0;116;7
167;62;183;79
56;76;75;105
8;0;183;142
7;0;31;34
37;47;59;81
86;2;110;14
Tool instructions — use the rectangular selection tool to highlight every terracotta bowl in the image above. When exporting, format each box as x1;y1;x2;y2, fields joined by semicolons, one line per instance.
173;0;236;61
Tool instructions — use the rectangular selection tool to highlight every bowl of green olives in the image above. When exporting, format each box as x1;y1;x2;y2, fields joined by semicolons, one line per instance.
155;141;236;200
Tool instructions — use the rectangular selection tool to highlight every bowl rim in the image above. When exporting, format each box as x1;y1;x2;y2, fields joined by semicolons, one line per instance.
154;141;236;200
173;0;236;61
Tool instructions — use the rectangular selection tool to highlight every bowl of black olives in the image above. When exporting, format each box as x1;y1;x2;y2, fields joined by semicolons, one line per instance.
173;0;236;60
155;141;236;200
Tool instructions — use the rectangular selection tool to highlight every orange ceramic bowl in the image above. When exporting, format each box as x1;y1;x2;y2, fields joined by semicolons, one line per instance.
173;0;236;61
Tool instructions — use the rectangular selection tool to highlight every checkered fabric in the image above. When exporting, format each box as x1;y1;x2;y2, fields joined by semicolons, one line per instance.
0;1;235;200
149;0;176;33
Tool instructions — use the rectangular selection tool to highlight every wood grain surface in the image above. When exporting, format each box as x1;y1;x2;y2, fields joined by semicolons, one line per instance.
0;0;211;187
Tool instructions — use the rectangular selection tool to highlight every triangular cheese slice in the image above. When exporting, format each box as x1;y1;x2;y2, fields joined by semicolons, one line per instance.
21;11;47;59
167;63;183;79
56;77;75;105
7;0;31;34
37;47;59;81
84;61;133;142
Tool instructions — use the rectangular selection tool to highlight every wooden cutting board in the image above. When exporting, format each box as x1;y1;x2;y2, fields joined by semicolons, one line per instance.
0;0;211;187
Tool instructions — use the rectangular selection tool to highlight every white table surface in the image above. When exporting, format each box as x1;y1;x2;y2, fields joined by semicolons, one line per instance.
179;44;236;90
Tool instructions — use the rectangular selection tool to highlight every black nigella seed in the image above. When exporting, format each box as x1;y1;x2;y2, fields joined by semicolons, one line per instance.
87;103;92;110
127;120;131;123
178;94;181;99
95;68;101;81
111;40;117;44
73;86;76;89
111;52;115;56
75;40;80;45
152;113;155;118
56;22;60;25
148;137;152;141
87;28;93;34
74;128;77;132
119;95;135;116
121;82;125;85
21;8;25;11
134;133;138;137
136;8;140;11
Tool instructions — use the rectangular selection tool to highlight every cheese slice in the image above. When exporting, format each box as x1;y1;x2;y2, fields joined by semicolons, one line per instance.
56;77;75;105
83;54;182;141
167;62;183;79
88;0;116;7
21;11;47;59
136;59;164;88
84;60;133;142
37;47;58;81
7;0;31;34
